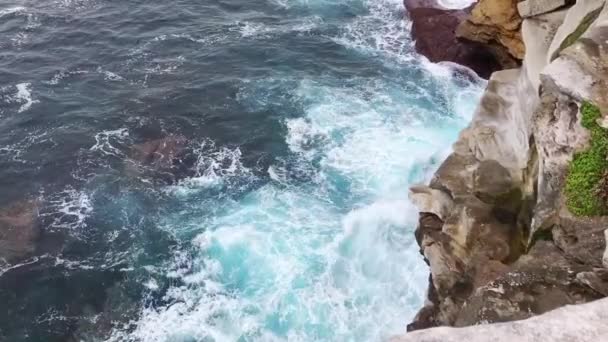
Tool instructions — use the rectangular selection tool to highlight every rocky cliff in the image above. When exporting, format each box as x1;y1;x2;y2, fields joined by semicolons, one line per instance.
400;0;608;338
404;0;524;78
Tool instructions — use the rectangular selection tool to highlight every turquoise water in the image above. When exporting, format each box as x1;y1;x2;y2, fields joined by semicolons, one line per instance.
0;0;483;340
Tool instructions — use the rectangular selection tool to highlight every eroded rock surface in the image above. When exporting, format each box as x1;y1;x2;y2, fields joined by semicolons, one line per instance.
393;297;608;342
405;0;608;335
457;0;525;62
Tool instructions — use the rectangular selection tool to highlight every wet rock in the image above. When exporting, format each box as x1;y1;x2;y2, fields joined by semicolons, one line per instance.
404;0;506;78
129;135;188;170
457;0;525;62
0;200;39;266
126;135;190;182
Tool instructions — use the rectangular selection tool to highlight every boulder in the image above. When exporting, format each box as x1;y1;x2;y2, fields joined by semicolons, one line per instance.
404;0;508;78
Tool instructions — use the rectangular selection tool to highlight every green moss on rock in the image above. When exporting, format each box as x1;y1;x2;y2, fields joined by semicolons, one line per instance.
551;5;604;61
565;102;608;216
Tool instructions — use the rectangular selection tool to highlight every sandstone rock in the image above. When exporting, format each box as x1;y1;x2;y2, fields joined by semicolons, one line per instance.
453;68;535;181
540;56;594;100
457;0;525;61
518;0;571;19
455;240;600;326
0;200;40;266
603;229;608;268
530;94;589;237
552;218;608;267
472;159;514;203
392;297;608;342
576;269;608;296
546;0;605;63
522;9;568;91
404;0;507;78
409;186;454;220
406;1;608;335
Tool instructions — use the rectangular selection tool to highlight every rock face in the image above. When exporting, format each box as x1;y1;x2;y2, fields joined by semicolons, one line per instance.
456;0;525;63
392;297;608;342
403;0;608;336
404;0;507;78
518;0;573;18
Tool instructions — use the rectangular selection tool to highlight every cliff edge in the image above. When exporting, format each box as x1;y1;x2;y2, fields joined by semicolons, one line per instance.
401;0;608;338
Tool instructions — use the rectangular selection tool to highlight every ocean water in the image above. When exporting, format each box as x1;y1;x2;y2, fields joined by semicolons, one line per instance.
0;0;484;341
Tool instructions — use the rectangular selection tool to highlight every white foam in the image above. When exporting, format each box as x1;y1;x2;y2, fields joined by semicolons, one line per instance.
333;0;415;65
237;16;321;38
45;70;89;85
90;128;130;157
165;138;252;194
109;0;485;339
41;188;93;230
437;0;476;10
14;83;39;113
99;68;125;82
0;6;26;17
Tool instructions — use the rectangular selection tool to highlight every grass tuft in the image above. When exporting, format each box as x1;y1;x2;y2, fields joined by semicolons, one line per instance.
565;102;608;216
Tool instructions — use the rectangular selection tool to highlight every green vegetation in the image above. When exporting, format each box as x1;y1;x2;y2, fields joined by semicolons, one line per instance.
565;102;608;216
551;5;604;61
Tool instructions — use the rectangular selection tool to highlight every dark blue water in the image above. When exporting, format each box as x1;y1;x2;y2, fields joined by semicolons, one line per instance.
0;0;483;341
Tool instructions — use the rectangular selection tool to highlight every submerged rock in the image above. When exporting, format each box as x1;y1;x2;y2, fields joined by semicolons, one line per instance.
129;135;188;170
125;135;190;183
0;200;39;266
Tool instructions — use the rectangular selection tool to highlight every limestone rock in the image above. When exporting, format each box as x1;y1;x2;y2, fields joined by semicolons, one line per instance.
457;0;525;61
